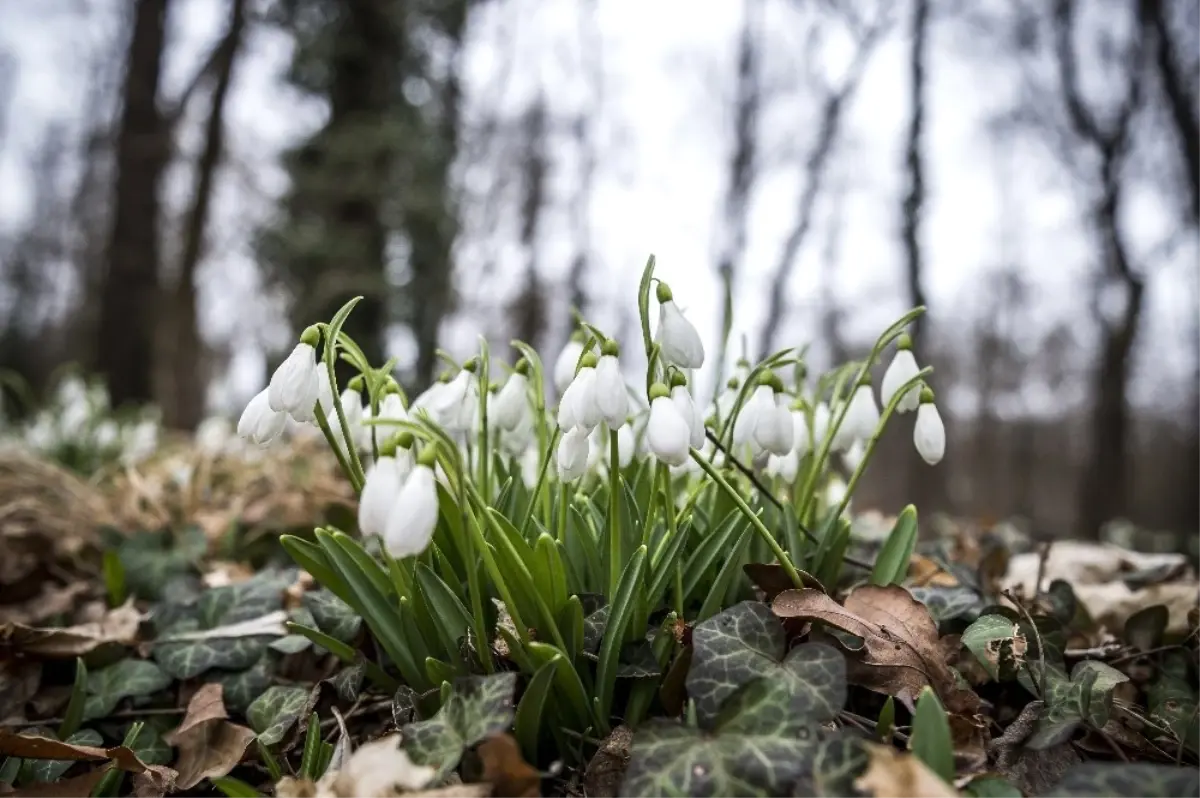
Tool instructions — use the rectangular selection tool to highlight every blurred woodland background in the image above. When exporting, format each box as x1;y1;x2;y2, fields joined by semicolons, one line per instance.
0;0;1196;542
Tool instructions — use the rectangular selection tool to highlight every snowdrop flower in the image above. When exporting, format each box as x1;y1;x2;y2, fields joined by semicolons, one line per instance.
914;387;945;466
766;449;799;483
411;374;451;415
558;353;602;431
790;404;811;458
713;376;740;424
553;334;586;394
842;438;866;472
500;407;537;456
328;386;365;454
95;420;119;450
587;422;636;472
316;370;335;417
195;417;233;454
881;333;922;413
646;383;692;466
669;374;705;450
383;449;441;558
238;388;287;446
655;282;704;369
842;383;880;443
122;419;158;464
734;373;792;456
493;360;532;432
592;340;629;429
557;426;590;482
269;328;322;422
365;387;408;451
811;401;832;445
359;451;404;539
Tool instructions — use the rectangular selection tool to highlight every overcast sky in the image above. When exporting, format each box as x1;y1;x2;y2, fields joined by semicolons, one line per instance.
0;0;1195;419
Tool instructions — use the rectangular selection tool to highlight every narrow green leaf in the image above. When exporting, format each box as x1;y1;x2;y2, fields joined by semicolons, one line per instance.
415;564;475;664
514;658;558;763
647;520;692;608
876;696;895;743
58;658;87;740
280;536;354;608
697;525;754;622
300;712;322;781
682;511;746;603
596;546;648;732
870;505;918;587
102;551;126;608
910;686;955;784
210;776;264;797
323;531;395;601
533;533;569;619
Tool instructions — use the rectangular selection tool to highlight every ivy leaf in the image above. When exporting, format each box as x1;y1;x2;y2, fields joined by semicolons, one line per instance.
686;601;845;730
962;614;1026;681
213;656;275;715
622;682;857;797
910;586;986;624
128;723;173;766
82;659;172;721
246;686;309;747
19;729;103;784
303;590;362;643
1051;763;1199;797
1147;673;1199;754
1025;660;1128;749
402;673;517;780
153;613;279;680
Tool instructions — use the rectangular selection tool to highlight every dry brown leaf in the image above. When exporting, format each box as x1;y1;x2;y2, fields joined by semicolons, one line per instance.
164;684;255;790
311;734;436;797
477;734;540;798
583;725;633;798
853;743;958;798
0;583;92;627
0;660;43;722
0;765;110;797
772;586;983;714
0;600;143;659
908;554;958;588
0;730;176;793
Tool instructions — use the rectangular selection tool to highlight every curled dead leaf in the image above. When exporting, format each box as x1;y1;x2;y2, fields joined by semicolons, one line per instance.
0;730;176;794
291;733;436;797
772;586;983;714
0;600;143;659
853;743;958;798
0;765;110;797
477;734;540;798
164;683;256;790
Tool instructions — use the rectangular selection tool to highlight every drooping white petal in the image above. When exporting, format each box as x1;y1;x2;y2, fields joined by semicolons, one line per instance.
657;300;705;369
914;403;946;465
316;370;335;415
791;410;810;458
753;394;794;456
812;402;832;444
766;449;799;483
558;366;600;431
842;439;866;471
557;426;590;482
238;388;286;447
593;355;628;428
268;342;320;421
383;464;439;557
359;456;402;539
647;395;691;466
843;385;880;443
492;373;530;431
670;385;705;450
882;349;921;413
329;389;365;454
616;423;635;467
733;385;773;450
553;340;585;394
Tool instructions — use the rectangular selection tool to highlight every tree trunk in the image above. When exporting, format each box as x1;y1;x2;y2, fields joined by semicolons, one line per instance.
901;0;930;358
161;0;247;430
1144;0;1199;224
96;0;170;408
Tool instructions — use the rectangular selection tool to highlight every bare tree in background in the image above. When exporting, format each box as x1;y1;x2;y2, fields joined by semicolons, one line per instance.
1050;0;1148;539
96;0;172;407
566;0;601;322
713;0;763;379
507;97;549;349
160;0;249;430
1139;0;1199;536
900;0;930;359
756;7;888;358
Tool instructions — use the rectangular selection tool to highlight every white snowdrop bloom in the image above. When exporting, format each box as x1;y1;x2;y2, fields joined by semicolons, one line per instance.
121;419;158;464
492;368;531;431
670;383;705;450
646;386;692;467
592;344;629;429
825;477;849;514
195;416;233;454
517;448;540;487
383;462;440;558
328;388;365;454
655;283;704;369
791;408;811;458
316;370;335;416
423;368;477;433
766;450;799;483
881;334;921;413
558;354;601;431
714;377;741;424
557;425;590;482
755;390;794;456
732;384;773;451
269;339;321;422
499;407;536;456
553;337;586;394
359;455;403;539
94;420;119;449
811;401;832;445
587;423;637;472
914;390;945;466
411;377;449;415
843;384;880;443
238;388;287;447
842;438;866;471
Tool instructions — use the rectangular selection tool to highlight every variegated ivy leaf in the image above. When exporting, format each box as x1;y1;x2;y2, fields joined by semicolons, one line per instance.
910;585;986;624
214;655;275;715
18;729;103;784
82;659;173;720
1052;763;1199;797
303;590;361;643
247;685;309;747
153;617;274;680
621;685;865;798
685;601;846;730
402;673;517;780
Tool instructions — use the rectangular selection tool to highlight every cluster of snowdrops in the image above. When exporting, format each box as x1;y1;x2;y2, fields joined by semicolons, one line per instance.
236;261;944;564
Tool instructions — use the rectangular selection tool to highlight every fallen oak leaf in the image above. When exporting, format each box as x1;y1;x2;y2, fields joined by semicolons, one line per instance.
164;683;256;790
0;730;176;793
853;743;958;798
772;586;983;714
476;734;540;798
0;765;110;797
0;600;143;659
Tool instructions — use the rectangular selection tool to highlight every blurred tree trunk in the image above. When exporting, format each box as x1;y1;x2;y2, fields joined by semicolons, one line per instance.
509;98;548;349
97;0;171;408
714;0;762;381
161;0;248;430
901;0;930;358
1052;0;1147;539
1137;1;1200;535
